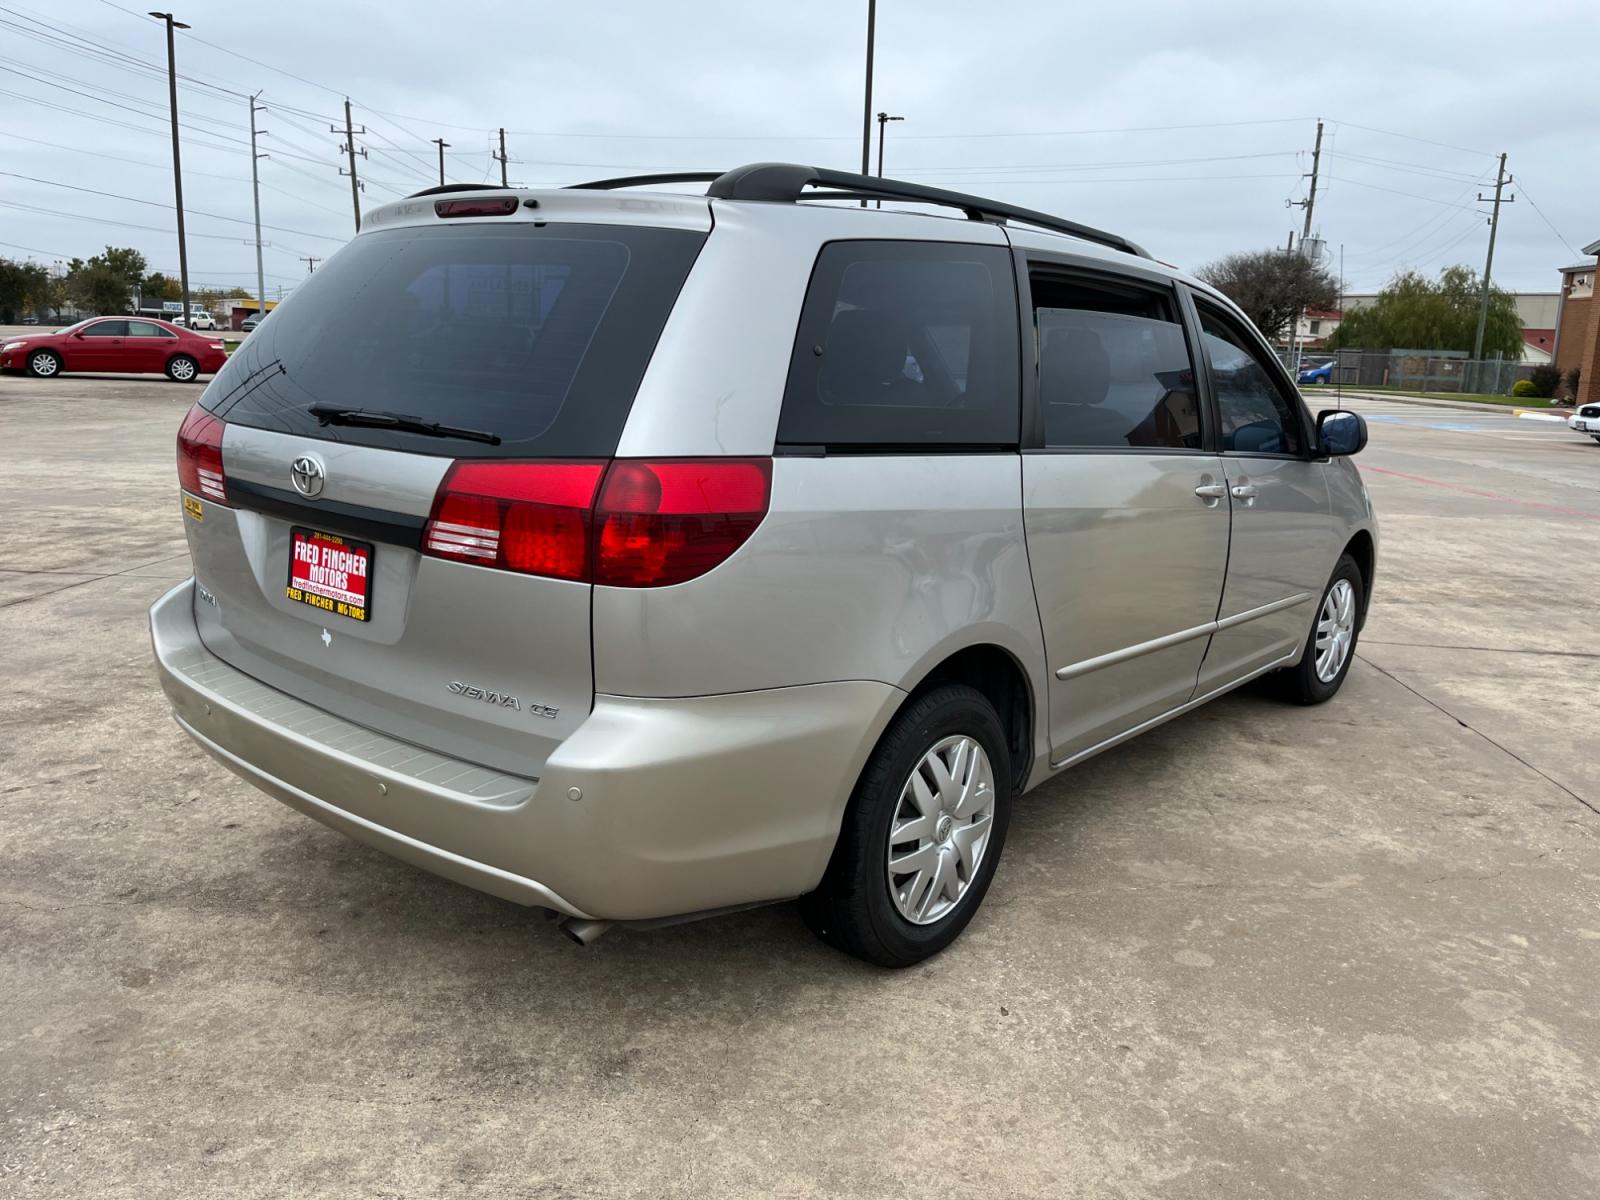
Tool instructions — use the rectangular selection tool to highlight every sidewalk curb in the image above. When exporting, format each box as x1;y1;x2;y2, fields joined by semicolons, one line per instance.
1332;390;1573;416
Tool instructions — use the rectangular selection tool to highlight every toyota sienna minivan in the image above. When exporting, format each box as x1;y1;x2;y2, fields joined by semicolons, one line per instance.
150;163;1376;966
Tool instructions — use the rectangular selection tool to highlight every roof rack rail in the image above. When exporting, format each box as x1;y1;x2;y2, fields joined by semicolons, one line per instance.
406;183;507;199
559;162;1150;259
709;163;1150;259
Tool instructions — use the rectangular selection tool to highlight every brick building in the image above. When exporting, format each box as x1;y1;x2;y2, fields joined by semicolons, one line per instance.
1554;242;1598;401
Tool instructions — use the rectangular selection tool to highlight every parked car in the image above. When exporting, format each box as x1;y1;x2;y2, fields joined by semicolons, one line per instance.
182;311;219;331
0;316;227;381
149;166;1377;966
240;312;265;332
20;315;39;325
1570;402;1600;444
1297;360;1335;385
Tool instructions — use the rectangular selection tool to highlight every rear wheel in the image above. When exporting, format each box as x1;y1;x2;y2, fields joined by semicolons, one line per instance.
166;354;199;383
1274;553;1363;705
27;349;61;378
800;684;1011;967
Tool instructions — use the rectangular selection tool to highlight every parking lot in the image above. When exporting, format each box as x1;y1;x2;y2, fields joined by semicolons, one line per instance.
2;374;1597;1197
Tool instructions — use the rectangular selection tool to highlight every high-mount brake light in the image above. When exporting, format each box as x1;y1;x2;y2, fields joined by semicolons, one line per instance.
176;405;228;504
594;459;772;588
422;458;773;586
423;461;606;581
434;197;519;218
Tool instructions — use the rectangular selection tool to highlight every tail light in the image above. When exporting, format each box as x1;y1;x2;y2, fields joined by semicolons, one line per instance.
422;458;771;587
424;461;606;581
177;405;228;503
594;459;771;587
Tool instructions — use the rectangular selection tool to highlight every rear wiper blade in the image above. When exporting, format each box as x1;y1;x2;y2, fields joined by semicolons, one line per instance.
306;405;501;445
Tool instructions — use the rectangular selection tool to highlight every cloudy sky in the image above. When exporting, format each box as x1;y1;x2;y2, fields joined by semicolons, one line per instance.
1;0;1593;302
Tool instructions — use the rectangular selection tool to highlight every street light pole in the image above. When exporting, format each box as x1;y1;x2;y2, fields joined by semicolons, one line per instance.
859;0;875;205
875;111;903;208
149;11;191;324
433;138;450;186
248;91;268;330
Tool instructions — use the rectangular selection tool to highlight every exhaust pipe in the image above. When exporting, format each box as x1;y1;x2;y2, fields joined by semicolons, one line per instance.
559;917;612;945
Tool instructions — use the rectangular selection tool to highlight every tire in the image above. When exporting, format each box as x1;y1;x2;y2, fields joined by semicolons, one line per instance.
800;683;1012;968
27;349;61;378
166;355;200;383
1274;553;1363;705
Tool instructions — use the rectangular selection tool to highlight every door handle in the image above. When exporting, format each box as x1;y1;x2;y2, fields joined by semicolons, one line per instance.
1231;483;1259;504
1194;483;1227;501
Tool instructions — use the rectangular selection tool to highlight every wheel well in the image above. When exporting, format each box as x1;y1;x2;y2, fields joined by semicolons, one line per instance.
1344;530;1375;628
909;645;1033;792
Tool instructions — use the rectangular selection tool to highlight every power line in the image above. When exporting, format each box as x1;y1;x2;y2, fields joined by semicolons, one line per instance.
0;170;348;242
1513;179;1581;260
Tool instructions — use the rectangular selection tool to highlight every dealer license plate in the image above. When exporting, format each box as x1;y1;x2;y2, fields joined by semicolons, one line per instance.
286;527;372;622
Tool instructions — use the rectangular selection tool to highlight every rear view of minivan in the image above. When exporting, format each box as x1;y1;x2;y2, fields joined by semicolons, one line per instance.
151;164;1376;966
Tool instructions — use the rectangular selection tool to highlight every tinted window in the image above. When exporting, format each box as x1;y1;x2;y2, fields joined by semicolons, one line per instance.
84;320;128;337
203;222;706;458
1196;303;1306;455
127;320;168;338
778;241;1019;447
1031;274;1200;450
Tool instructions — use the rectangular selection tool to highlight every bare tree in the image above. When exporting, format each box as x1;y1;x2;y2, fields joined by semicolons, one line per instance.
1196;249;1339;343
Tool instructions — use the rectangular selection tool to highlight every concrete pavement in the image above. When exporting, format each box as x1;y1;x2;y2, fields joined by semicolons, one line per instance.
2;378;1597;1198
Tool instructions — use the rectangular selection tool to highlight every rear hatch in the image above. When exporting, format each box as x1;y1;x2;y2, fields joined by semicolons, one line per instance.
179;205;709;778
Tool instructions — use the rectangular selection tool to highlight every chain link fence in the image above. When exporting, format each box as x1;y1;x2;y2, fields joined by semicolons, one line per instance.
1277;348;1535;396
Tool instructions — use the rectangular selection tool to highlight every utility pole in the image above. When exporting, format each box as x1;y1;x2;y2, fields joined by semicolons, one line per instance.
432;138;450;186
299;257;319;275
1472;152;1514;365
495;127;509;187
859;0;876;205
334;98;365;232
874;112;903;208
1292;118;1324;243
149;11;191;323
248;91;268;327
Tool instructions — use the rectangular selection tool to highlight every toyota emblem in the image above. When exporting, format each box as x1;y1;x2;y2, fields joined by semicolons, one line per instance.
290;454;326;498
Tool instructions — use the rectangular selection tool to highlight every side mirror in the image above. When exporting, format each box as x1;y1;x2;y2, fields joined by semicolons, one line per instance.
1317;409;1367;457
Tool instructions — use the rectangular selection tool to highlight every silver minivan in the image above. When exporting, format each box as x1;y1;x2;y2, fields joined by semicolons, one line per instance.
150;164;1376;966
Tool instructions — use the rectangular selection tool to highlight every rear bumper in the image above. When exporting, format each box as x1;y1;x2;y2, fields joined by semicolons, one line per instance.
150;579;901;921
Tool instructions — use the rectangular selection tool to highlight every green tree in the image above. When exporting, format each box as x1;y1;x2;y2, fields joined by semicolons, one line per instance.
65;246;148;315
1195;248;1339;343
0;257;51;323
1328;266;1522;359
142;272;181;302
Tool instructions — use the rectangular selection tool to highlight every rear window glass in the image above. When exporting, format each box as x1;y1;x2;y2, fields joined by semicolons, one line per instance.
203;222;706;457
778;241;1019;448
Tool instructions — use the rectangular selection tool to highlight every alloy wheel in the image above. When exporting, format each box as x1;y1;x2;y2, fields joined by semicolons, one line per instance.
30;352;58;377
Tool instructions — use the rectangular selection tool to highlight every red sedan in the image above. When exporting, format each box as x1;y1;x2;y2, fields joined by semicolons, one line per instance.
0;316;228;382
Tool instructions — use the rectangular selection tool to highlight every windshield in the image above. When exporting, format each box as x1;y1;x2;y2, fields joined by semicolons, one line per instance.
202;221;706;458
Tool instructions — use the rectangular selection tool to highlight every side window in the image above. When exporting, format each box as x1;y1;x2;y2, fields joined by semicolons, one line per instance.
127;320;164;338
84;320;129;338
1195;303;1306;456
778;241;1019;447
1030;272;1201;450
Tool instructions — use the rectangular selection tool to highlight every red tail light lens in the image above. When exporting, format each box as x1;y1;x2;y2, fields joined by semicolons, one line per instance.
434;197;519;218
176;405;228;504
595;459;772;587
423;461;605;581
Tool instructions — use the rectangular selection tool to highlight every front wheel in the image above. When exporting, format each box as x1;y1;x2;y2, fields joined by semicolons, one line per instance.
27;350;61;378
1274;554;1364;705
800;684;1011;968
166;354;200;383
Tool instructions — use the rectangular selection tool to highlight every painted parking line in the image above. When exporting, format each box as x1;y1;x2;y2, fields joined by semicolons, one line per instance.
1362;465;1600;521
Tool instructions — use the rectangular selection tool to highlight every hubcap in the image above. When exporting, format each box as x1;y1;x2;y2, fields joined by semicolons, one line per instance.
1315;578;1356;683
886;734;996;926
32;353;56;376
172;359;195;380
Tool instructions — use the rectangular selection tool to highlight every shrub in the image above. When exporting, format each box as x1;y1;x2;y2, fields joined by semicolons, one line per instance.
1528;364;1562;398
1564;366;1581;398
1510;379;1537;397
